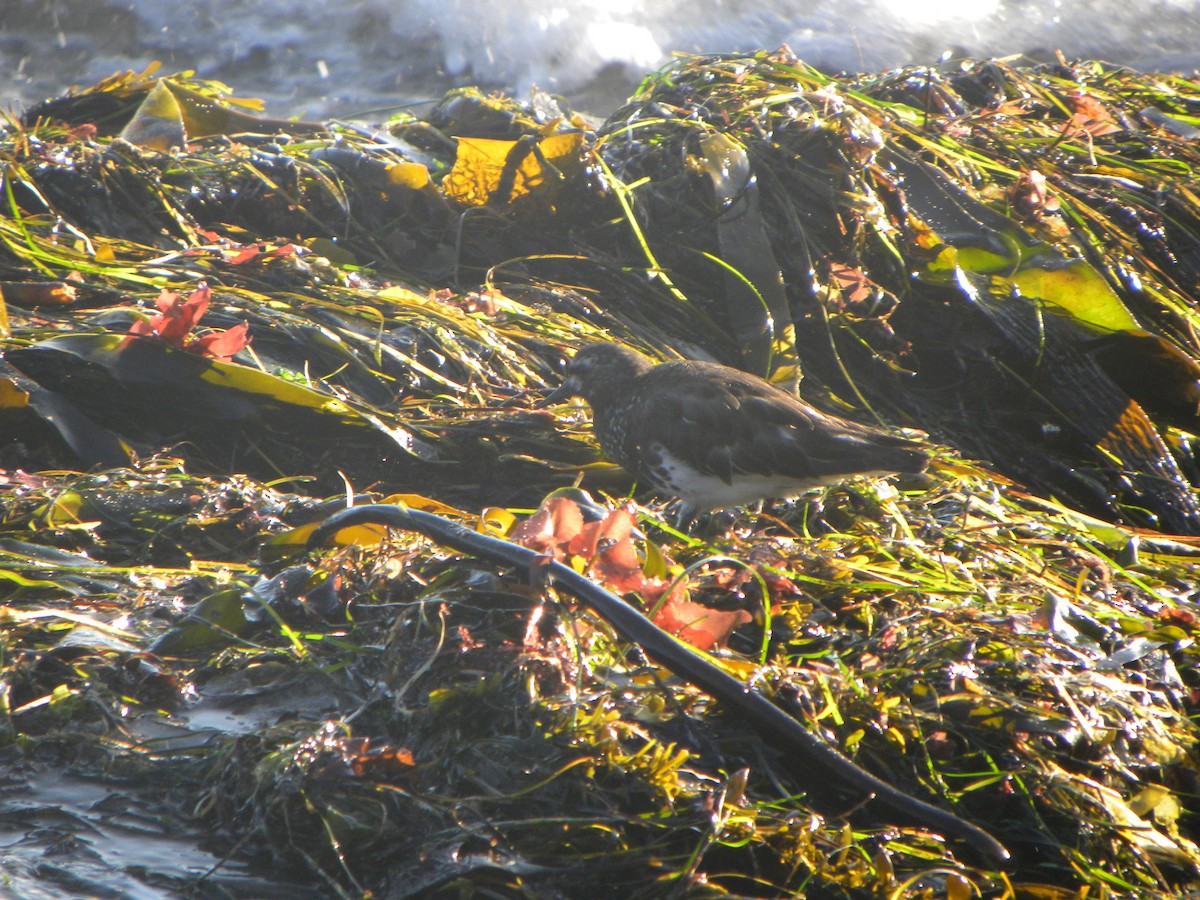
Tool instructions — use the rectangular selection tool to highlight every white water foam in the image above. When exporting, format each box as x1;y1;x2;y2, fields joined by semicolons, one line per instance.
3;0;1199;118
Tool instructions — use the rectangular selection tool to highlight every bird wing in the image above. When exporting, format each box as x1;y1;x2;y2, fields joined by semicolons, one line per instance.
631;363;910;484
624;367;805;484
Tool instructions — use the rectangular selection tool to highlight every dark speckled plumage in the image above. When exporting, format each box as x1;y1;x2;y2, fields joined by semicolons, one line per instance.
550;343;929;513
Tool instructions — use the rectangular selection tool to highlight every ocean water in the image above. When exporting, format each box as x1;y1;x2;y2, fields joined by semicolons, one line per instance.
3;0;1199;119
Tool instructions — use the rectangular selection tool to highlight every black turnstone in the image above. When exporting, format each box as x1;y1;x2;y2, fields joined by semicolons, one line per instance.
545;343;929;517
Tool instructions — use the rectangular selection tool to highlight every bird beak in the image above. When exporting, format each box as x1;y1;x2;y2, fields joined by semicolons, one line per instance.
536;379;578;409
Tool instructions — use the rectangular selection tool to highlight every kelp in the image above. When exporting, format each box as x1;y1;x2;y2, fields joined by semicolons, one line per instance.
592;52;1200;534
2;54;1200;897
4;457;1200;896
11;55;1200;531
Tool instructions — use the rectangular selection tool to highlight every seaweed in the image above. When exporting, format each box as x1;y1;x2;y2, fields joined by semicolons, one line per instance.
3;54;1200;897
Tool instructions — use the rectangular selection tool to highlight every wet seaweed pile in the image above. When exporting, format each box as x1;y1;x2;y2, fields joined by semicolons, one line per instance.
3;54;1200;897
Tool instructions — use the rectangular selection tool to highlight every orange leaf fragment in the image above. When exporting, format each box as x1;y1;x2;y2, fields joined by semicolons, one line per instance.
191;321;250;361
228;244;262;265
651;594;752;651
511;496;585;559
571;505;646;594
1061;91;1122;137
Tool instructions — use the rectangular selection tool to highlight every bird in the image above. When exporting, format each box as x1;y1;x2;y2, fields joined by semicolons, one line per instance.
543;342;929;518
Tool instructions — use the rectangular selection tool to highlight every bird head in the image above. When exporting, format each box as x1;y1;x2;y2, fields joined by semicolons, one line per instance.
537;343;653;408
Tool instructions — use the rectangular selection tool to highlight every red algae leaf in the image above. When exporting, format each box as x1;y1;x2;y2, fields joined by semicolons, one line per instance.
1062;91;1123;136
190;321;250;360
513;500;752;651
511;496;585;559
568;504;633;558
121;284;249;360
123;283;212;349
651;594;752;651
582;506;646;593
227;245;261;265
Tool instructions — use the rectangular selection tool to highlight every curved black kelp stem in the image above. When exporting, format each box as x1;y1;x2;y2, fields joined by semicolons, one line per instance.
308;503;1009;866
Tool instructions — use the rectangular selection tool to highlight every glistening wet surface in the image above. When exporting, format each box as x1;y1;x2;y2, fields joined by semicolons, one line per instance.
0;772;322;898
